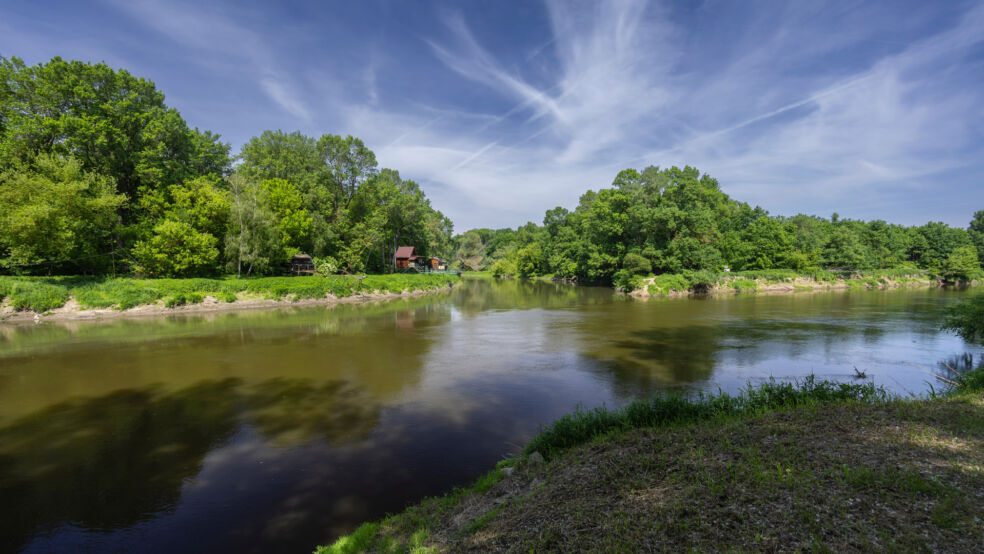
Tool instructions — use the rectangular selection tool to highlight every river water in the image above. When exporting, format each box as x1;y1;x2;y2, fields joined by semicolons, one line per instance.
0;279;980;552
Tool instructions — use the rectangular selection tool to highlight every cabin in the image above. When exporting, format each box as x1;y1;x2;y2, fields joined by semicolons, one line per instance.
289;253;316;276
395;246;420;269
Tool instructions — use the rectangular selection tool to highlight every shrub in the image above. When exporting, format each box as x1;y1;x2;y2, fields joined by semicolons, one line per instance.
942;296;984;342
315;256;340;276
941;246;982;283
686;269;719;292
648;273;690;295
7;281;70;312
621;253;652;275
732;278;757;292
133;220;219;278
491;258;517;278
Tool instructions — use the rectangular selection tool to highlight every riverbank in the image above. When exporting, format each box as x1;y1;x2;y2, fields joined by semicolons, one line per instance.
318;369;984;553
0;274;459;322
628;269;954;298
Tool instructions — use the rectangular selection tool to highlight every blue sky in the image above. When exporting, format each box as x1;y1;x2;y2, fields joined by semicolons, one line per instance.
2;0;983;231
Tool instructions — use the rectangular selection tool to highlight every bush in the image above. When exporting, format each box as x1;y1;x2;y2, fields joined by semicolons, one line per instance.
648;273;690;295
491;258;517;278
621;253;652;275
686;269;720;292
732;278;757;292
613;269;643;291
942;296;984;342
133;220;219;278
941;246;982;283
315;256;340;276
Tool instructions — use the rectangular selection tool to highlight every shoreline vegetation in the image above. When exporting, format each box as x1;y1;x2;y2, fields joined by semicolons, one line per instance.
466;267;976;297
625;268;959;298
0;273;459;322
317;368;984;553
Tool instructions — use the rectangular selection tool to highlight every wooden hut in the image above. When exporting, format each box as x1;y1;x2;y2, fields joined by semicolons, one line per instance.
395;246;419;269
289;253;316;276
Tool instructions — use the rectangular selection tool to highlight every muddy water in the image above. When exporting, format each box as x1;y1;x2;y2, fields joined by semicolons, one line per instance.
0;280;979;552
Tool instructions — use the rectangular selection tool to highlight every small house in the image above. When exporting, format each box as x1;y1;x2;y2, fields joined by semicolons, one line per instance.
289;253;316;276
429;257;440;270
395;246;419;269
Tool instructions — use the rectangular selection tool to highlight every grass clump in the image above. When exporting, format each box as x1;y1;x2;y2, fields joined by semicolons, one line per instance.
524;376;886;459
0;277;71;312
731;278;757;292
647;273;690;295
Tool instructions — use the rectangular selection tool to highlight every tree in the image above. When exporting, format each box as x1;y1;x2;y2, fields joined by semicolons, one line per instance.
942;296;984;342
317;134;378;206
940;245;981;283
132;220;219;277
0;56;230;221
968;211;984;265
225;174;281;277
455;231;486;271
166;176;231;242
621;252;652;275
737;216;794;270
260;178;312;254
0;153;125;273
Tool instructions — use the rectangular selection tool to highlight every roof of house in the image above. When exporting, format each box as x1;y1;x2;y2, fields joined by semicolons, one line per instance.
395;246;416;259
291;253;313;261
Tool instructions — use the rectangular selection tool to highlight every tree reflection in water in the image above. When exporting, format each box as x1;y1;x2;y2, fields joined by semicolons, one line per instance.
0;377;382;552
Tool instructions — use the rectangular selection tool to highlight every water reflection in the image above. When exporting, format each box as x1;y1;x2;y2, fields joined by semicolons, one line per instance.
0;280;981;552
0;377;387;550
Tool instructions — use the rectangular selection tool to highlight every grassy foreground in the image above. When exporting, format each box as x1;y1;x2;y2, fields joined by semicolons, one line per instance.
318;370;984;553
0;273;459;313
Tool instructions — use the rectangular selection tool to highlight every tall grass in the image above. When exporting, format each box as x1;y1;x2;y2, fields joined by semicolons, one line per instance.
0;273;459;313
524;376;888;459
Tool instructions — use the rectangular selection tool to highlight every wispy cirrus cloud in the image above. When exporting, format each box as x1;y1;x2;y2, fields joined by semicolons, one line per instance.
108;0;313;123
353;0;984;229
13;0;980;230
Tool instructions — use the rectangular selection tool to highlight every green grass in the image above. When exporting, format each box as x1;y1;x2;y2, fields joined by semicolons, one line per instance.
0;279;71;312
731;278;758;292
0;273;459;313
523;376;888;460
318;367;984;553
647;273;691;295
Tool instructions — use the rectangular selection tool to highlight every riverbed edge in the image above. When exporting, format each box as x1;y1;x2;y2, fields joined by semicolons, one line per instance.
316;369;984;553
628;273;972;298
0;277;460;323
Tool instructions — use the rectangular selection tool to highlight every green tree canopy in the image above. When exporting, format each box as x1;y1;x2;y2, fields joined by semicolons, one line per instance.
0;153;125;272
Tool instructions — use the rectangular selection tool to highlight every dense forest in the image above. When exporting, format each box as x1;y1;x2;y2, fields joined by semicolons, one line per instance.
454;166;984;286
0;56;453;277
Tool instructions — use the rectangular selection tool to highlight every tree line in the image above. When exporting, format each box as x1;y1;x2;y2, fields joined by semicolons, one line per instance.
454;166;984;285
0;56;453;277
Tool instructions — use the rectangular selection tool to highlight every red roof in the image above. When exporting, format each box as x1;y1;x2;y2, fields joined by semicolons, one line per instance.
395;246;416;259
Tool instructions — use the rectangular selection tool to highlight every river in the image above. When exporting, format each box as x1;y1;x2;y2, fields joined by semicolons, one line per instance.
0;279;980;552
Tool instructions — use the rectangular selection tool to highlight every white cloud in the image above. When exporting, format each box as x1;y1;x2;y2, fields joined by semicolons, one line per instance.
109;0;313;123
83;0;984;229
352;0;984;229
